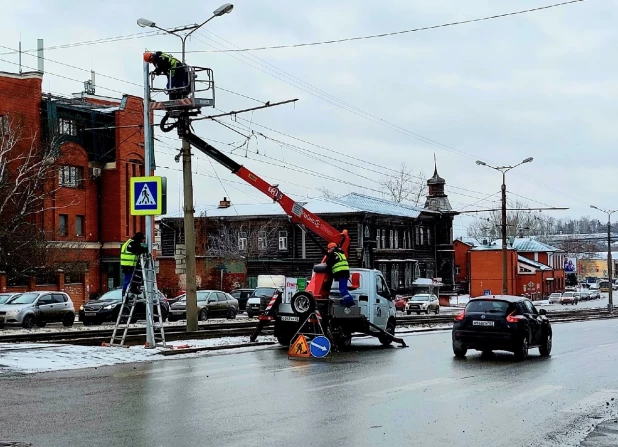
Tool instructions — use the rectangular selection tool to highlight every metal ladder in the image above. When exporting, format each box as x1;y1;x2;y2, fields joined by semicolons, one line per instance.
107;254;166;348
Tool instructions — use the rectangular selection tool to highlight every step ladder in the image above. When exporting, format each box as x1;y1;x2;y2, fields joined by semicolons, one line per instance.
106;254;166;348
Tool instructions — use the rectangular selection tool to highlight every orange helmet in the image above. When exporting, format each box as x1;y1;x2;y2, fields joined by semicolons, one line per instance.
327;243;337;250
143;52;154;63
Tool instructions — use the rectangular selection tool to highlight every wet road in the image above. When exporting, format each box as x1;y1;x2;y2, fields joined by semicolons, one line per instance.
2;318;618;447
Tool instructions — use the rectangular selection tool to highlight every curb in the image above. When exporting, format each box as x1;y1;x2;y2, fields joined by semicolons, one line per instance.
160;341;276;356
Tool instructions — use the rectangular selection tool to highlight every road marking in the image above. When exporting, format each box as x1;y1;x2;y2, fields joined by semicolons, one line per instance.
430;380;507;402
364;378;458;398
152;363;259;381
497;385;563;407
113;364;209;378
560;390;618;413
306;374;394;393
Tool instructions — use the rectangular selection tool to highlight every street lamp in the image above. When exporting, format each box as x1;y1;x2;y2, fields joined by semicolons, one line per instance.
475;157;534;295
590;205;617;313
137;3;234;333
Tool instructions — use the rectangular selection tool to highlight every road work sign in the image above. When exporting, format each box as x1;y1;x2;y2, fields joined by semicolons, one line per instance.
130;176;166;216
289;335;310;358
309;336;331;358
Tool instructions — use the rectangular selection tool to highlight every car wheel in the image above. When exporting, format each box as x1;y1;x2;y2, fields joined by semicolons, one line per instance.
291;292;315;319
22;315;35;329
435;307;440;315
378;319;396;346
406;310;411;315
453;345;467;358
227;308;237;319
425;310;429;314
539;332;552;357
514;336;529;361
336;334;353;351
36;321;47;328
199;309;208;321
416;311;420;315
247;312;253;318
62;313;75;327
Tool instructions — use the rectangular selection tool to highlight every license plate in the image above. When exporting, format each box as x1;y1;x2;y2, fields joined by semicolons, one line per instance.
473;320;494;326
85;312;97;317
280;316;299;322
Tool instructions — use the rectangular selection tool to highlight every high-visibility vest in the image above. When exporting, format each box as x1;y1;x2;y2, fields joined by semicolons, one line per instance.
159;53;179;68
332;251;349;275
120;239;138;268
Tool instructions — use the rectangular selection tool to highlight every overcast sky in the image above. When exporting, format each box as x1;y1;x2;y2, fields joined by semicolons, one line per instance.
2;0;616;236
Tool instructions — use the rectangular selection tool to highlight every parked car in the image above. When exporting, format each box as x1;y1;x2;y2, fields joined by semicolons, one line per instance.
0;293;21;305
79;288;169;325
394;295;409;312
560;291;578;305
589;290;601;300
548;293;561;304
406;294;440;315
246;287;281;318
565;286;577;292
0;291;75;329
229;288;255;311
168;290;238;322
579;291;591;302
452;295;552;360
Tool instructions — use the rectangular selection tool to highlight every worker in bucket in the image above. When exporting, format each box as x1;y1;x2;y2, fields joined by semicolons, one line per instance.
120;232;148;300
325;243;355;307
143;51;188;99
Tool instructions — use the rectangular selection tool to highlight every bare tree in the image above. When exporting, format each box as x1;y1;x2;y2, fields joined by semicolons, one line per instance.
204;219;285;260
317;187;339;199
379;163;427;206
0;115;60;280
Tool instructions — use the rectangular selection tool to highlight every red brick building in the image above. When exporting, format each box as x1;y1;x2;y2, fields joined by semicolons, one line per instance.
461;238;565;299
0;70;145;308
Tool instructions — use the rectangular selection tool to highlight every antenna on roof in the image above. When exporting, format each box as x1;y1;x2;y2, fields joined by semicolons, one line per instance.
18;40;22;73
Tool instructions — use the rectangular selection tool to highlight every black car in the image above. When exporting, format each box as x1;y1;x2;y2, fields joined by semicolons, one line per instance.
229;288;254;311
79;288;169;325
452;295;552;360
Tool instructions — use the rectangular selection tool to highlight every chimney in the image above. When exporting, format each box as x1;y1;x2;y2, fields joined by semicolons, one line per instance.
218;197;231;209
37;39;44;73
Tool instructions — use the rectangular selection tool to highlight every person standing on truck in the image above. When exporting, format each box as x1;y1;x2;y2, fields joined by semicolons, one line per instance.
326;243;355;307
120;232;148;299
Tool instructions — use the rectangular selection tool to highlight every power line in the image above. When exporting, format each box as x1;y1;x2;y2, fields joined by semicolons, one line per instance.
184;0;588;53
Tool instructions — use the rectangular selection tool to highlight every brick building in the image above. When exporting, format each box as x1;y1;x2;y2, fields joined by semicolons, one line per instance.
0;70;145;308
461;238;565;299
157;168;458;298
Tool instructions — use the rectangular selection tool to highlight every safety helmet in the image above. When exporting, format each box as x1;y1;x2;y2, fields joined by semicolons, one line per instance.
143;52;154;63
327;242;337;250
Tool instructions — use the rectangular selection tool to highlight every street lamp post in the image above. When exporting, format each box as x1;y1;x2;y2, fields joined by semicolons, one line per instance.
137;3;234;332
590;205;617;313
476;157;533;295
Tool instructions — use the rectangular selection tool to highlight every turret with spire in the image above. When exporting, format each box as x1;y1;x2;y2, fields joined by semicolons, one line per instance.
424;156;452;212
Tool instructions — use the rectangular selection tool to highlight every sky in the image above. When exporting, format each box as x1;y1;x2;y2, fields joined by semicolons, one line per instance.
2;0;617;237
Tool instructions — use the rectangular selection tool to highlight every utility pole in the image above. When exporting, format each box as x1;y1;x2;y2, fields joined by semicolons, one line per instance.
137;3;234;332
476;157;534;295
590;205;616;313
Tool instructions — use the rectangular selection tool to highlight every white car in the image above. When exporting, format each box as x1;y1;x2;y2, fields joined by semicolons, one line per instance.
406;294;440;315
549;292;561;304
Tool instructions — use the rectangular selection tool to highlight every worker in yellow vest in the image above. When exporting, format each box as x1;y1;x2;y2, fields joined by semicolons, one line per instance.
325;243;355;307
120;232;148;298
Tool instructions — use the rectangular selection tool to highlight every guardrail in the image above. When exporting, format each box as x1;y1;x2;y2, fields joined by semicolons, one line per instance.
0;308;613;346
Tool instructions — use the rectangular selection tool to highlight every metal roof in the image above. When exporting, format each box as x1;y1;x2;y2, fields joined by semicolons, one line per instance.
336;192;436;217
518;255;552;271
510;238;561;253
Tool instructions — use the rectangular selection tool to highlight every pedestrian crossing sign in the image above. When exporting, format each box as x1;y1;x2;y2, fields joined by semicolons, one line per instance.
289;334;310;358
130;176;166;216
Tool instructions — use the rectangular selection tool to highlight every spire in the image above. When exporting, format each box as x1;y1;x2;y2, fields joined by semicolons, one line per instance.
427;155;445;186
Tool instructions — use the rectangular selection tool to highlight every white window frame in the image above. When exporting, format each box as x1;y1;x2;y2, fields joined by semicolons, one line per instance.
58;165;83;188
381;228;386;249
389;230;394;249
394;230;399;249
59;117;77;136
420;227;424;246
258;231;268;250
376;229;381;249
238;232;247;251
278;231;288;251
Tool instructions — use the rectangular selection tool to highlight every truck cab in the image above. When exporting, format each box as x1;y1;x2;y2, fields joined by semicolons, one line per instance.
274;268;396;348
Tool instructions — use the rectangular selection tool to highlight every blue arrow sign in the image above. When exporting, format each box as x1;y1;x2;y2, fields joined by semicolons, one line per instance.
310;336;331;358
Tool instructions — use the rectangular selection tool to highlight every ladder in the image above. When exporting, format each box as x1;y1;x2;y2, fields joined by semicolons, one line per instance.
107;254;167;348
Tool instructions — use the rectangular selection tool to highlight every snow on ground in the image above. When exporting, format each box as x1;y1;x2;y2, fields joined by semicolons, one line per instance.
449;295;470;306
0;335;277;375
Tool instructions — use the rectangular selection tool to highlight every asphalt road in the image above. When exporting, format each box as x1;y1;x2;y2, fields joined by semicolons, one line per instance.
2;318;618;447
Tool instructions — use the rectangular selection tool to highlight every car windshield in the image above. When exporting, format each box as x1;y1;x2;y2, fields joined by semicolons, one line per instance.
0;294;17;304
97;289;123;301
412;295;431;301
563;292;574;297
252;287;276;297
9;293;40;304
466;300;510;314
550;293;560;296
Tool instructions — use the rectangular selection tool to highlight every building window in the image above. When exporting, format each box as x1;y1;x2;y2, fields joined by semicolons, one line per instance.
76;215;84;236
379;263;387;278
455;266;461;275
381;228;386;249
278;231;288;251
59;117;77;136
59;214;68;236
415;227;420;245
427;228;431;246
258;231;267;250
364;226;370;238
58;166;84;188
394;230;399;249
375;229;381;249
389;230;394;249
238;232;247;251
391;264;399;289
420;227;424;246
404;263;412;288
0;115;8;135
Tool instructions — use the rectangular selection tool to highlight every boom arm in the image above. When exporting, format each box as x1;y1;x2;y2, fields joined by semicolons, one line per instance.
179;125;350;256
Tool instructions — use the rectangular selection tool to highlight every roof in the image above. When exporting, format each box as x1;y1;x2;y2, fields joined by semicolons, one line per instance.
471;242;515;251
518;255;552;271
454;236;478;247
427;164;445;185
469;295;526;302
509;238;561;253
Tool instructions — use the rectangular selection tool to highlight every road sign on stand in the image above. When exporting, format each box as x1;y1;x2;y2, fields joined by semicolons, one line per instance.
310;336;331;358
484;290;491;296
130;176;166;216
289;335;310;358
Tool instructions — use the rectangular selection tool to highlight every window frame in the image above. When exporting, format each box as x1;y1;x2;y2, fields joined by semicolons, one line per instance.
258;230;268;250
59;214;68;237
76;215;84;237
238;232;247;251
58;117;77;136
278;230;288;251
58;165;84;188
